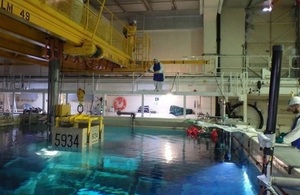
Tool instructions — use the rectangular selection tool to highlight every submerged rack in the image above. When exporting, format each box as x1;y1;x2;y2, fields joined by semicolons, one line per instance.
54;113;104;151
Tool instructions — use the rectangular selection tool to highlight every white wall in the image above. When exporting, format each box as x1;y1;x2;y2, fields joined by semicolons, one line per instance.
146;29;203;60
221;8;245;72
64;93;215;118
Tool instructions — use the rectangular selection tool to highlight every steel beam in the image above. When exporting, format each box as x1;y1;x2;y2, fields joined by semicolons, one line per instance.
0;50;48;66
0;32;46;60
0;13;47;47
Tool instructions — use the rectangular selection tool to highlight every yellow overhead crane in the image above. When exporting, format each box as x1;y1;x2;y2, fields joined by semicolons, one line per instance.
0;0;208;74
0;0;146;72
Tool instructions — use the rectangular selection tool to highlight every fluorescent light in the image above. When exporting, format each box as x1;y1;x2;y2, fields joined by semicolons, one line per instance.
262;0;272;12
262;6;272;12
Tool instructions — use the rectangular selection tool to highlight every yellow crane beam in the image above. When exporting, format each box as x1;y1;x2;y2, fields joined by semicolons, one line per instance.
0;32;46;61
1;1;82;43
0;50;48;66
0;13;47;47
0;1;209;74
2;0;133;69
0;12;50;64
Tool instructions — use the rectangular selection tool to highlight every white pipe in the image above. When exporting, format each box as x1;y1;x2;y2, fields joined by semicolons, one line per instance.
141;94;144;117
199;0;203;15
272;176;300;190
266;162;271;195
217;0;223;14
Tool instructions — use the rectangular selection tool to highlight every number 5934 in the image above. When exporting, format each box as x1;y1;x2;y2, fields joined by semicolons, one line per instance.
54;133;79;148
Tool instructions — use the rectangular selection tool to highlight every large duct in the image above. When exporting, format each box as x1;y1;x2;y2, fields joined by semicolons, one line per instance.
265;45;283;134
272;176;300;191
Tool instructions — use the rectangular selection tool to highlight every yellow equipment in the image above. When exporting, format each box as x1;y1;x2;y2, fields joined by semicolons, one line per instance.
77;88;85;103
54;114;104;148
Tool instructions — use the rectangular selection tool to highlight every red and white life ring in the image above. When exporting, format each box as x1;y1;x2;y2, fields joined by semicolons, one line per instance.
113;96;127;111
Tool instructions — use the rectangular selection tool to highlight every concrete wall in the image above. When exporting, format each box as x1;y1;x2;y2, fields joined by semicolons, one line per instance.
147;29;203;59
220;8;245;72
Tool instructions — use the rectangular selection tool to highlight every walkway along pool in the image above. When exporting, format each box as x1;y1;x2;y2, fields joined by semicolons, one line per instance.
0;125;259;195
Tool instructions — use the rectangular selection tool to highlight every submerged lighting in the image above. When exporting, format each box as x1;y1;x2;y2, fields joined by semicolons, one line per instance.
243;170;253;194
36;148;59;157
102;155;138;171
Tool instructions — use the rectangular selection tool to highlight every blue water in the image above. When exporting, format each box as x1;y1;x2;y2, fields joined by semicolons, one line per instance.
0;125;259;195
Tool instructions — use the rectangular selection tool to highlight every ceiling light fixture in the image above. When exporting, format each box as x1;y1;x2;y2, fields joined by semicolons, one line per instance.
262;6;272;12
262;0;272;12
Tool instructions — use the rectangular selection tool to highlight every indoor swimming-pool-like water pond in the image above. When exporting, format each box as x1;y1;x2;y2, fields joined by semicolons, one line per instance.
0;125;260;195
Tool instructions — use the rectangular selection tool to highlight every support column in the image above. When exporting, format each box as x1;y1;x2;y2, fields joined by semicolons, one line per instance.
183;95;186;118
203;0;221;116
203;0;219;56
141;94;145;117
47;58;60;133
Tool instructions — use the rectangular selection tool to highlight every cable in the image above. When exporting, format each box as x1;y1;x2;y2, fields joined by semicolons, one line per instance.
210;71;227;100
169;72;179;92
